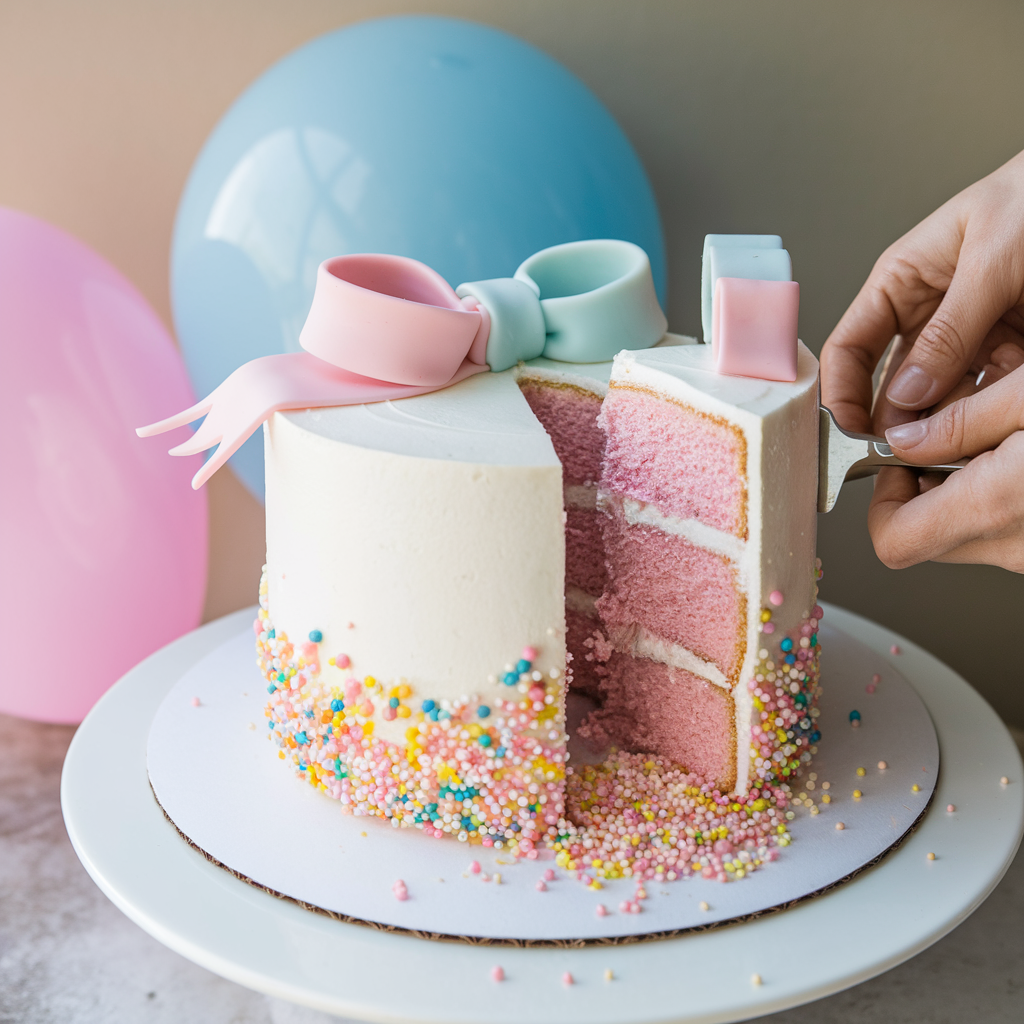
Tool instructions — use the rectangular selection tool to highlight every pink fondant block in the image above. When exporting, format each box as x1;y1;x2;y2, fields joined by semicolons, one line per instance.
713;277;799;382
565;506;608;594
578;653;735;788
520;382;605;486
598;513;744;679
600;389;747;537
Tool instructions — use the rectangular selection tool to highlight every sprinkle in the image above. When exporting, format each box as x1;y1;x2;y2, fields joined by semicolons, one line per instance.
562;972;574;986
469;861;481;874
491;966;505;982
247;722;255;730
890;644;901;655
878;761;888;770
769;590;784;607
751;973;763;986
595;904;608;917
835;822;845;831
190;696;201;707
872;673;881;684
699;901;710;911
544;868;555;882
912;784;921;793
927;852;936;861
866;684;876;694
849;710;861;723
536;880;547;892
493;873;502;885
1000;776;1010;786
853;790;862;800
308;629;323;643
946;804;955;812
856;767;866;777
522;646;537;661
604;969;614;982
392;880;408;901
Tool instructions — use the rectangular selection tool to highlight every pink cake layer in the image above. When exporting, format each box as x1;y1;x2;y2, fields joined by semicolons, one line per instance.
578;653;736;790
565;605;604;698
600;386;748;538
520;381;605;487
597;511;746;681
565;506;608;594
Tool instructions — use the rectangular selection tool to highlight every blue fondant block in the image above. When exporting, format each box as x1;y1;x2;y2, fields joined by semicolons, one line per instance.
701;234;785;342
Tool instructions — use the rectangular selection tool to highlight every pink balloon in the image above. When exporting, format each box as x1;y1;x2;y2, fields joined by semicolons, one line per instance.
0;208;208;723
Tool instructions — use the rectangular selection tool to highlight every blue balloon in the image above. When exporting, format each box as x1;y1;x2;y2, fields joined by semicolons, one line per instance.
172;15;665;501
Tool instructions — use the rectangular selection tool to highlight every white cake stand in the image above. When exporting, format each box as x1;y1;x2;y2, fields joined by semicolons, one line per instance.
62;604;1023;1024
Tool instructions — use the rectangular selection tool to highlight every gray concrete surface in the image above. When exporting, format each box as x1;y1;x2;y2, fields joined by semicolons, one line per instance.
1;712;1020;1024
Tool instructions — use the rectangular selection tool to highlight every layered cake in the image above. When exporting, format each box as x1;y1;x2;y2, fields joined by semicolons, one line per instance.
149;235;822;883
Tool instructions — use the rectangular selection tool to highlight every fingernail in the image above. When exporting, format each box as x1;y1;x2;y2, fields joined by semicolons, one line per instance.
886;364;938;407
885;419;929;450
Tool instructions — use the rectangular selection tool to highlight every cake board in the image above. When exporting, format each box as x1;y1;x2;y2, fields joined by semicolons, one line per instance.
61;603;1024;1024
145;617;938;942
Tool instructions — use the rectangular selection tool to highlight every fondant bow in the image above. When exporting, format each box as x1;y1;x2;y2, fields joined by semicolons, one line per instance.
139;239;666;488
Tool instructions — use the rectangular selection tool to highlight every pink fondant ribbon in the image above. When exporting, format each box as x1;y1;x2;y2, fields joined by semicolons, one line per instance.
138;254;490;489
139;241;666;489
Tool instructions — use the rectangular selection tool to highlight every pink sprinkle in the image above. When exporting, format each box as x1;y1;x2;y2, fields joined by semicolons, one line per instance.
544;868;555;881
392;880;408;901
252;617;263;636
812;604;824;619
619;900;630;912
947;804;956;813
469;860;481;874
890;644;901;655
769;590;785;607
190;696;200;707
347;622;355;629
335;653;351;669
762;622;775;634
595;904;608;917
360;700;374;716
526;849;538;860
866;684;876;694
562;972;574;986
522;646;537;661
872;673;881;684
536;880;547;892
382;706;397;721
491;966;505;982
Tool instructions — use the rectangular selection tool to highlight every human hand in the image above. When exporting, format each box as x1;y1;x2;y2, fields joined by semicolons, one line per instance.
866;361;1024;572
821;148;1024;436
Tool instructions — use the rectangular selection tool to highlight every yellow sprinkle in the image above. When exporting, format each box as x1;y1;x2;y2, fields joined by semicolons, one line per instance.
927;852;936;861
856;767;866;777
364;676;376;687
397;705;411;718
751;973;763;986
604;969;614;982
912;784;921;793
699;901;710;911
853;790;862;800
821;794;831;804
760;609;772;622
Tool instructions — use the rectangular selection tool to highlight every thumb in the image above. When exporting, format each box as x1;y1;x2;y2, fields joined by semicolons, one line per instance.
884;365;1024;462
885;242;1015;410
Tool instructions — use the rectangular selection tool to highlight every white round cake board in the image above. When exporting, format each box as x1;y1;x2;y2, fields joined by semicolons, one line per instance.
61;604;1024;1024
145;619;938;942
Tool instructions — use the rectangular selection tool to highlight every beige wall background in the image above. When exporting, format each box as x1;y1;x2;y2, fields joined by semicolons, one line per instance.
3;0;1022;724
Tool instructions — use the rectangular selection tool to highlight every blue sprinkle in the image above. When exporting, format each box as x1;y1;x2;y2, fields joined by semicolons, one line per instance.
304;709;314;718
477;705;491;718
308;629;323;643
422;699;436;713
849;709;862;721
428;708;440;721
295;731;309;745
810;730;821;743
479;735;492;747
784;653;796;665
299;763;307;771
268;720;275;728
516;658;531;674
325;725;333;736
330;698;344;712
439;710;451;719
267;629;275;639
780;638;794;652
267;683;277;694
810;632;818;647
503;671;518;686
389;697;400;709
495;747;507;759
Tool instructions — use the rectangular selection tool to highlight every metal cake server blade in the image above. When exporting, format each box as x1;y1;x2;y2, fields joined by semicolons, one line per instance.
817;406;970;513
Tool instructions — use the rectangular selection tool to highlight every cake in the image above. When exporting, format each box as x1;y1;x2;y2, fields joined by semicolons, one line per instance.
148;235;823;883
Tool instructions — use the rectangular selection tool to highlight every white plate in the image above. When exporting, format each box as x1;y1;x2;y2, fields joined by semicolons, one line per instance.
62;603;1023;1024
145;620;939;941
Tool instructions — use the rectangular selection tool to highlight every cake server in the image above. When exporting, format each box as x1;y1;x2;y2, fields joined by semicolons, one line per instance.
818;406;971;513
